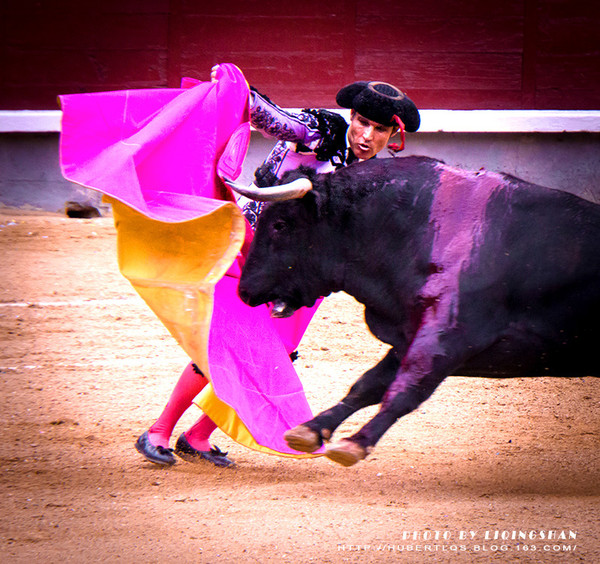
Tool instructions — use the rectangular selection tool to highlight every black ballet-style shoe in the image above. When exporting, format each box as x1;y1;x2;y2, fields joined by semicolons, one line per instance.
134;431;176;466
174;433;235;468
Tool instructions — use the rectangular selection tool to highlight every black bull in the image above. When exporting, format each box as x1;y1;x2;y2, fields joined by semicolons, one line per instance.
236;156;600;467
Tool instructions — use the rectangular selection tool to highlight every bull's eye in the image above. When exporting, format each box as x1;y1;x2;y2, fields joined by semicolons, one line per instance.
270;219;288;234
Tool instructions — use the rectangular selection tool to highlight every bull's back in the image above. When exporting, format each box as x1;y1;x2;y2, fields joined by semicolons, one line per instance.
456;174;600;378
335;157;600;377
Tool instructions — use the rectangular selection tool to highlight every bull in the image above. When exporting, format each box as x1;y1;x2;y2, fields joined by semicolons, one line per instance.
225;156;600;467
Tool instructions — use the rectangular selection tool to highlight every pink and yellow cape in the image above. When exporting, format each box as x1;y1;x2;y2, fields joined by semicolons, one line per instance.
59;63;320;457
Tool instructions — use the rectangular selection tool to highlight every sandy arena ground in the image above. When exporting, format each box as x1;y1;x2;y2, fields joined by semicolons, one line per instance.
0;210;598;563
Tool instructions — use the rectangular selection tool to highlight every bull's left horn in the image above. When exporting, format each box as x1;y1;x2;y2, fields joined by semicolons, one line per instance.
223;177;313;202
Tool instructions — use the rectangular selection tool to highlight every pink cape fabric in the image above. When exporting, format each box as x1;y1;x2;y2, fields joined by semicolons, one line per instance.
59;63;319;455
210;267;318;452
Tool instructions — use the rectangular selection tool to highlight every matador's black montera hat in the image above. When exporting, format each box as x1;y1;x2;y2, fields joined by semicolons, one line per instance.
336;81;420;132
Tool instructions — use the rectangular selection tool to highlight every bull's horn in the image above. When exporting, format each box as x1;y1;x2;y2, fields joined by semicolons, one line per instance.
223;177;313;202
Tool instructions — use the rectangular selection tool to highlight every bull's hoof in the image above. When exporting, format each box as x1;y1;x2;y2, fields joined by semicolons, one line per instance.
325;440;368;467
284;425;322;453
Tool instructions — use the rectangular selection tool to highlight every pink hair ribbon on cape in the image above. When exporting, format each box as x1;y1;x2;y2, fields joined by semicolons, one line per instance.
59;63;322;457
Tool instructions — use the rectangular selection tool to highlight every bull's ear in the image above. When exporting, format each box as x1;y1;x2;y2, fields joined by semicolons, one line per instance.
301;189;325;219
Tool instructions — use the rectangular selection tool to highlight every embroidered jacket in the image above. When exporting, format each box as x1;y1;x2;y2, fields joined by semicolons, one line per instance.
242;88;352;227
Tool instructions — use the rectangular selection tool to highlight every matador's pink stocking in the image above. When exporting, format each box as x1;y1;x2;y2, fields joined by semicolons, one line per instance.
147;362;210;448
183;414;218;452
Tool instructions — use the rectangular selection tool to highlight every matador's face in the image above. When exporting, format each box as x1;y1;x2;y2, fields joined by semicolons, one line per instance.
347;111;396;160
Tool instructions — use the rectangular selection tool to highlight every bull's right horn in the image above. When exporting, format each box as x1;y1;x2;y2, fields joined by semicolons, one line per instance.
223;177;313;202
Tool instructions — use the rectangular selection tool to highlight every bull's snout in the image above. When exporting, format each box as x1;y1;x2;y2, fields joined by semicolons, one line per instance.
238;267;268;307
238;281;296;318
237;283;251;305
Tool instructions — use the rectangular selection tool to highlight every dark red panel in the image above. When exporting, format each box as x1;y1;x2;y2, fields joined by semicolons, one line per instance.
179;0;348;17
174;10;349;106
4;48;167;88
537;55;600;89
356;15;524;53
357;0;524;19
356;52;523;88
0;0;598;110
3;13;168;51
1;0;170;15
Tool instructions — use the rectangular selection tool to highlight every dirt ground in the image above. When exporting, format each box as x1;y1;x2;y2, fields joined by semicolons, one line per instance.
0;209;598;563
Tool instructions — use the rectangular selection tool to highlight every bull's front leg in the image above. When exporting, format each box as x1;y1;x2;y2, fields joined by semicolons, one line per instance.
325;328;470;467
284;348;401;453
325;368;448;466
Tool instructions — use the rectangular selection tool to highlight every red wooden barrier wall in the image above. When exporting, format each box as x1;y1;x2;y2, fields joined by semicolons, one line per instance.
1;0;598;110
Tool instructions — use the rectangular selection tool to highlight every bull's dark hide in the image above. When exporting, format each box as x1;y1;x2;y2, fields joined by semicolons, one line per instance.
65;200;101;218
238;156;600;466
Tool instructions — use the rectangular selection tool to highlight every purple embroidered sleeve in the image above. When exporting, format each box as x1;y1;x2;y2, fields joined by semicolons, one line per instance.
249;90;322;146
